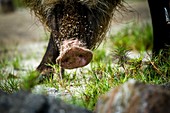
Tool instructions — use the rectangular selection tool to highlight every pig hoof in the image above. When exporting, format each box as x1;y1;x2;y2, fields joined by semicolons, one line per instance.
36;67;54;83
38;73;53;83
56;46;93;69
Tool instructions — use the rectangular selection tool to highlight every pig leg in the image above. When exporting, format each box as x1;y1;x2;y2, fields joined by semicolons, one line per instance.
148;0;170;56
36;32;64;78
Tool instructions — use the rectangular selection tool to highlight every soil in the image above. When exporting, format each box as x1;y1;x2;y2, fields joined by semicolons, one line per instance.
0;8;48;69
0;8;45;48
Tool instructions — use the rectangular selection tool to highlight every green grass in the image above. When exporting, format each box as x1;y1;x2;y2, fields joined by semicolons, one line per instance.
0;22;169;111
109;22;153;51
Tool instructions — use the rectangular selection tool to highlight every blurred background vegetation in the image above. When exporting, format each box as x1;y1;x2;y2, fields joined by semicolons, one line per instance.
13;0;23;8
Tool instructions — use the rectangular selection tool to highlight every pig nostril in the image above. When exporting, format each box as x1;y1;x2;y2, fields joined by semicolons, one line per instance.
79;54;83;58
57;39;93;69
63;58;69;63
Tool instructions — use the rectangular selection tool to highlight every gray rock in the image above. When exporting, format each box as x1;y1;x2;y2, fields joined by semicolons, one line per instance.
95;79;170;113
0;91;92;113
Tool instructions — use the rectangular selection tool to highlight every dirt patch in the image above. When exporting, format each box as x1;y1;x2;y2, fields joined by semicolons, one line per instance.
0;8;46;49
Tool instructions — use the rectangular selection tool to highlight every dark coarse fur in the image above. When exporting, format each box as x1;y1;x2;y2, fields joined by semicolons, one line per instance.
24;0;124;50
